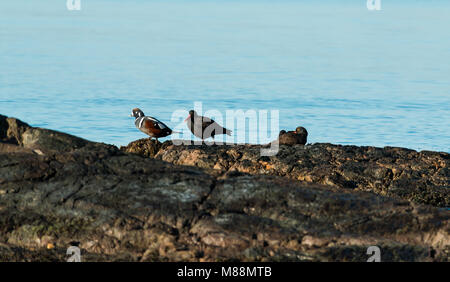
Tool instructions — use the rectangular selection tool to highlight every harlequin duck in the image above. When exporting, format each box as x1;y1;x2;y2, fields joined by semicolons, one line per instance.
279;126;308;145
184;110;232;140
130;108;174;141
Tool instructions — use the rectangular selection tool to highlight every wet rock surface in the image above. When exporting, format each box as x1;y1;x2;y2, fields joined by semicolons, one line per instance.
0;115;449;261
122;139;449;208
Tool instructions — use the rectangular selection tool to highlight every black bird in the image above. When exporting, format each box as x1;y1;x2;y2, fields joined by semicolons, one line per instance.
278;126;308;145
184;110;232;140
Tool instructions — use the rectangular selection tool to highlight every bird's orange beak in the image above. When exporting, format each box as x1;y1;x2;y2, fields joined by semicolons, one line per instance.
184;114;190;122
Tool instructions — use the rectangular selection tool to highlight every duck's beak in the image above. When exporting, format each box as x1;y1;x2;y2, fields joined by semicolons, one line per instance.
184;114;190;122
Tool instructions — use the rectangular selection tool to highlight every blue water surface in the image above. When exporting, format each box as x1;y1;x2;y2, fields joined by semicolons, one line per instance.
0;0;449;151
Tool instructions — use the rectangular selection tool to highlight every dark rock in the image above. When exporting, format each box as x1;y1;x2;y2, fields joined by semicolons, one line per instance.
120;138;169;158
121;140;449;208
0;115;30;145
0;115;448;262
0;114;92;154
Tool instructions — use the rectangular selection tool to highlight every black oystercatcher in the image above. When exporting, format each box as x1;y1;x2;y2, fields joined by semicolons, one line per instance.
184;110;232;140
278;126;308;145
130;108;174;141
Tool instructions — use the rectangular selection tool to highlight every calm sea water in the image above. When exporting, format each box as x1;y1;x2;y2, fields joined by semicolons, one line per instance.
1;0;449;152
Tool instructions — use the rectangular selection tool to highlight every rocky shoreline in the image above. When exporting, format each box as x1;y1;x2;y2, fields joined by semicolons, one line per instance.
122;138;449;208
0;114;448;261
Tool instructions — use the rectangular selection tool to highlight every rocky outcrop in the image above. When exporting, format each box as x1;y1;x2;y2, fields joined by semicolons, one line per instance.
0;114;92;154
121;139;449;208
0;115;448;262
